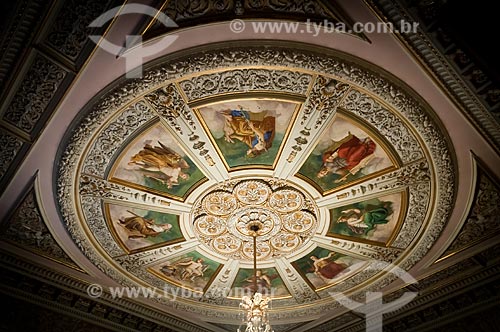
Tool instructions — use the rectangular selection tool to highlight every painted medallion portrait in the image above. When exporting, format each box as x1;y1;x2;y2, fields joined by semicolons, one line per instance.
110;123;205;199
196;99;299;169
297;115;395;193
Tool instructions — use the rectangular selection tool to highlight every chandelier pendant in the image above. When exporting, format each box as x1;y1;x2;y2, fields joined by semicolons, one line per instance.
237;223;274;332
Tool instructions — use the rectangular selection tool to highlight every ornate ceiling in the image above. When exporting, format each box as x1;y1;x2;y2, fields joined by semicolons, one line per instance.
57;44;454;325
0;1;499;332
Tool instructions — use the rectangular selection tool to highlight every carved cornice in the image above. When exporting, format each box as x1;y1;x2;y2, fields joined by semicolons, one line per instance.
369;0;500;150
142;0;361;41
0;298;120;332
383;266;500;332
324;263;500;332
0;0;51;91
312;312;360;332
0;250;217;332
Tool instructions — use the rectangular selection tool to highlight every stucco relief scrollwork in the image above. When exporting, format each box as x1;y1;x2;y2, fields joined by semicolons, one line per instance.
443;170;500;255
3;54;67;135
80;196;124;257
392;182;430;248
0;132;23;179
285;76;350;163
45;0;110;60
0;188;78;267
178;69;312;101
145;84;189;134
301;76;350;126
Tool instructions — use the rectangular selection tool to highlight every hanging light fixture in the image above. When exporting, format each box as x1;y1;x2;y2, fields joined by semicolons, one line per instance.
237;222;274;332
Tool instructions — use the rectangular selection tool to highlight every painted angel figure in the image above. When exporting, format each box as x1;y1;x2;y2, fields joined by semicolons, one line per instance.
243;270;276;294
129;141;190;188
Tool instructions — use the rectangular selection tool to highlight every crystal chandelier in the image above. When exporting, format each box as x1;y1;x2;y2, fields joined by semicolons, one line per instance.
237;222;274;332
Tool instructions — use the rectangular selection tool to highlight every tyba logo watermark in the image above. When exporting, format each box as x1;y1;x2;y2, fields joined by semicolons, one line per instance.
89;4;178;78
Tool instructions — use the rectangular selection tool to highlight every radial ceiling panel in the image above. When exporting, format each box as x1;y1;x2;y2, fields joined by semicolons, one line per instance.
296;113;398;195
195;99;300;171
57;45;455;325
109;122;207;200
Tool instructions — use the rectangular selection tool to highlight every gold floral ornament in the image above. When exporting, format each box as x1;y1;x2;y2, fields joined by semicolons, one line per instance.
234;180;271;205
213;235;242;254
269;189;303;213
283;211;315;233
192;179;318;261
203;191;237;216
270;233;301;252
195;215;226;236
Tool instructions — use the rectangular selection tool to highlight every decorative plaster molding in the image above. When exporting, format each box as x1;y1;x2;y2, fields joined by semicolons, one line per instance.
441;168;500;258
44;0;114;62
179;69;312;102
82;101;157;178
2;53;67;135
0;251;213;332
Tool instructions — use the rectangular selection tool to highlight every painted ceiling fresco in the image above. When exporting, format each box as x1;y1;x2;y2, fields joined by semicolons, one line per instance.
58;47;454;326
